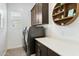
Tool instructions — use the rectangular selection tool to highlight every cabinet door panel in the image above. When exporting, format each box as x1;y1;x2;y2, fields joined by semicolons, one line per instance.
31;6;36;25
42;3;48;24
40;43;48;56
35;43;41;56
38;3;42;24
35;4;39;24
35;41;48;56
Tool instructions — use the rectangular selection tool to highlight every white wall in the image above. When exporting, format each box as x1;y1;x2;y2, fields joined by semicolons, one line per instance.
45;3;79;42
0;3;7;55
7;3;35;49
7;3;79;50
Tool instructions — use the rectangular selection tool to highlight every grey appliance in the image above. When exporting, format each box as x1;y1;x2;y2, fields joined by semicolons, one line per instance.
27;25;45;56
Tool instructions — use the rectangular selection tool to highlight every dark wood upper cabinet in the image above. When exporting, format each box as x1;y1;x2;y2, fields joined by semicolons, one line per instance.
31;3;49;25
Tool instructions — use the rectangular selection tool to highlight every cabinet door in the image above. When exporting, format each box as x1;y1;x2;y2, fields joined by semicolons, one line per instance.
48;48;60;56
35;41;41;56
42;3;48;24
40;43;48;56
31;6;36;25
35;41;48;56
31;3;48;25
35;3;39;24
38;3;42;24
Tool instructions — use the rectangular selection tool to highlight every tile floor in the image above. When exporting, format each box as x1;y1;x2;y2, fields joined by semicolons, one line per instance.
5;47;26;56
5;47;35;56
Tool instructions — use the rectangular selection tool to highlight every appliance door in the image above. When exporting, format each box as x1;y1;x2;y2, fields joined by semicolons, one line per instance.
27;26;45;56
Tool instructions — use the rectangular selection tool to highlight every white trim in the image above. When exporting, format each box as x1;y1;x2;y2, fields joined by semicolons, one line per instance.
2;45;23;56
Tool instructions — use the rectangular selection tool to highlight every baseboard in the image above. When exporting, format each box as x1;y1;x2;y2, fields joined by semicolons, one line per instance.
2;49;7;56
3;44;24;56
3;46;23;56
7;44;23;50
